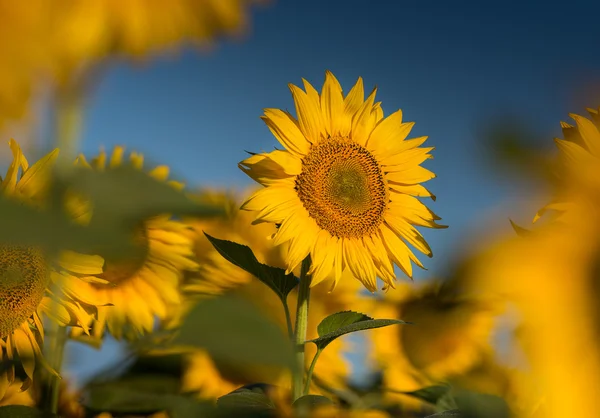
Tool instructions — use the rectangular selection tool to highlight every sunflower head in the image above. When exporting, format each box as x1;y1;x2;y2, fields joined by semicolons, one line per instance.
240;71;445;292
367;281;496;398
172;189;359;399
67;146;198;342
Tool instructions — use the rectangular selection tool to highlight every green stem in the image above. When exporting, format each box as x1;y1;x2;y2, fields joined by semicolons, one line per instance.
55;84;84;166
282;299;294;340
45;324;67;414
292;256;312;402
303;347;322;396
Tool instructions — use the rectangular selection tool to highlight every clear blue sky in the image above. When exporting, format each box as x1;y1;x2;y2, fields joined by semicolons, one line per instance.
63;0;600;386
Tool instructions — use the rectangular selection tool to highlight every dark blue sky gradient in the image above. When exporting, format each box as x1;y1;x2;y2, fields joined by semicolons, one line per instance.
64;0;600;384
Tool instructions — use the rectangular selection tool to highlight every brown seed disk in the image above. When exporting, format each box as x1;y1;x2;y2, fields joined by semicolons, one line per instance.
0;246;49;339
295;137;388;238
97;225;150;286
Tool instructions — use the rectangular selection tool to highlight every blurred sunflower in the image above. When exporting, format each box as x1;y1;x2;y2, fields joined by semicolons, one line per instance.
67;147;198;342
50;0;262;79
367;281;497;398
533;108;600;224
0;140;104;399
463;212;600;418
240;71;445;292
170;189;360;399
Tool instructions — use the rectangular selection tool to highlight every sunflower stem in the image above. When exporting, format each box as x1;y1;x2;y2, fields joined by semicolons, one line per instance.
46;324;67;414
292;256;312;402
282;299;294;340
55;80;85;166
303;347;322;396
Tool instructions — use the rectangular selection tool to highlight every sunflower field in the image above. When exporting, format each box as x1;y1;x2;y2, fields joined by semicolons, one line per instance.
0;1;599;418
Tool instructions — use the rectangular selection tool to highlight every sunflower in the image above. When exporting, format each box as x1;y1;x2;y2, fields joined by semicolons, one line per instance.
239;71;445;292
533;108;600;224
0;140;104;400
172;189;360;399
366;281;496;400
67;146;198;342
49;0;262;80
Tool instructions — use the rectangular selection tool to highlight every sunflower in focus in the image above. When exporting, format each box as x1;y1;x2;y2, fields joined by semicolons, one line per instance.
67;147;198;342
367;281;497;399
0;140;104;400
171;189;360;399
240;71;445;292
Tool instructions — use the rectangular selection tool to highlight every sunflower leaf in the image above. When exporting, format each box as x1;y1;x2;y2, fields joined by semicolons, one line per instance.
173;294;294;370
0;406;57;418
217;387;276;414
204;233;299;302
292;394;334;409
403;384;452;406
307;310;409;349
64;165;223;222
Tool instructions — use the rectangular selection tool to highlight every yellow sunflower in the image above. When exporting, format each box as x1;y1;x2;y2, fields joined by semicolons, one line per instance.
0;140;104;400
463;213;600;418
533;108;600;224
174;189;360;399
367;281;496;398
67;146;198;342
49;0;262;78
240;71;445;292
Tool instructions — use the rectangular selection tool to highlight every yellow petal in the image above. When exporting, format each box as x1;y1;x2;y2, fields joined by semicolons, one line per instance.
344;77;364;118
350;87;377;146
320;71;345;137
570;113;600;156
343;238;377;292
59;250;105;275
384;215;432;256
385;166;436;184
110;146;125;167
289;83;325;144
379;225;413;278
16;149;59;198
149;165;170;181
262;109;311;156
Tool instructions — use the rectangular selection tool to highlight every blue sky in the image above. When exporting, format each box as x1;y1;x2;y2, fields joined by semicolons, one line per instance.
61;0;600;386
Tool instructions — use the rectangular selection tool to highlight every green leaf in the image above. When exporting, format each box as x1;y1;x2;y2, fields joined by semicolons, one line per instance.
173;294;294;369
453;390;510;418
425;410;462;417
0;406;56;418
85;376;182;414
217;388;276;411
307;311;409;349
404;385;452;406
204;233;298;302
292;395;334;409
65;165;223;223
84;375;214;418
436;391;459;412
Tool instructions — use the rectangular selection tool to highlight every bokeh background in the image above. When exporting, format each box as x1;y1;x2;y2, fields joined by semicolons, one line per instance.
5;0;600;395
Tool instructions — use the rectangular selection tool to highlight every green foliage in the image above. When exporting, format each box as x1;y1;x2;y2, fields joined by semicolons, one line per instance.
204;233;299;302
173;294;294;369
84;375;212;418
307;310;409;349
0;165;224;261
217;387;276;415
403;384;452;406
292;394;334;409
0;406;57;418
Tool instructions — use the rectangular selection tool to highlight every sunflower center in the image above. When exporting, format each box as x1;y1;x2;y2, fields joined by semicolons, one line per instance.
295;137;389;238
97;226;149;286
0;246;49;339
